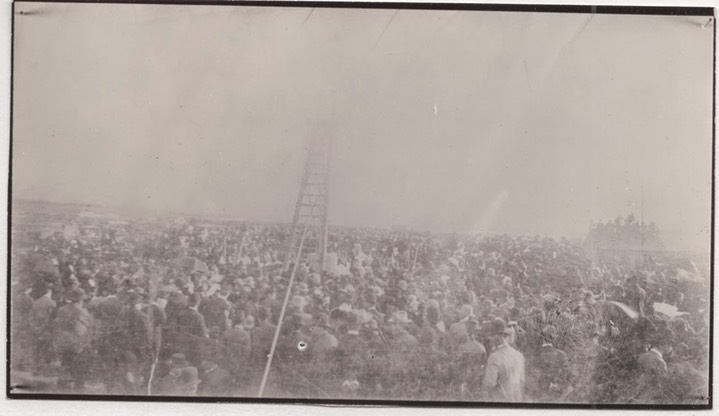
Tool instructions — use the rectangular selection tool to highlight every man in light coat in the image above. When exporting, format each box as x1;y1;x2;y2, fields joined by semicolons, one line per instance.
482;318;526;402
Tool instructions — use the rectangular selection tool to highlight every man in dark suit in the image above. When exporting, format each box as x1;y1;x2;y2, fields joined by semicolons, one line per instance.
635;339;668;402
93;291;124;392
535;325;569;401
449;304;475;348
177;293;208;366
12;283;33;321
200;289;232;333
29;284;57;373
278;312;313;364
625;274;648;317
455;317;487;400
336;312;373;395
152;353;201;396
119;290;152;354
117;289;154;388
310;313;338;363
418;304;447;352
11;283;34;370
143;295;167;363
54;288;93;391
639;347;667;377
198;357;233;396
162;282;190;358
249;306;276;386
220;316;251;384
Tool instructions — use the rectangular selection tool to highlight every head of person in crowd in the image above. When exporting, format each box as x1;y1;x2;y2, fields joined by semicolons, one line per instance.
466;316;481;339
66;287;86;306
126;287;146;307
290;294;307;313
285;312;311;335
189;292;202;309
34;281;53;300
312;312;334;337
485;318;514;350
84;278;97;298
295;281;309;296
387;310;412;335
506;321;520;345
165;353;190;376
174;277;190;296
68;274;81;291
425;304;442;327
177;365;201;392
209;325;221;339
459;304;475;321
256;305;272;325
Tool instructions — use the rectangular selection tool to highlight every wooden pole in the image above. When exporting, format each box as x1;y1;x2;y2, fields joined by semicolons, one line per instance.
146;271;160;395
222;232;227;263
257;223;309;397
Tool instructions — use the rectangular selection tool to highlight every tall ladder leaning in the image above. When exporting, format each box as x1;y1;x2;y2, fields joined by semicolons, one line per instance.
282;137;331;273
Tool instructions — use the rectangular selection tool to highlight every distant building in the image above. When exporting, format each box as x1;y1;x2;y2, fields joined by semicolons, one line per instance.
583;214;665;266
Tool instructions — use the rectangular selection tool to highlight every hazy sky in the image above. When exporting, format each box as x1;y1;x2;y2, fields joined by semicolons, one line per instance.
12;3;714;252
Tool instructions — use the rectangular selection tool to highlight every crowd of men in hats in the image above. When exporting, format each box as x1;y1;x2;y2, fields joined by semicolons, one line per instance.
10;215;709;403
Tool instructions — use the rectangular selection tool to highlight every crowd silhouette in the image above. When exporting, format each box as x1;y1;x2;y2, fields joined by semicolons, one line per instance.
10;208;709;404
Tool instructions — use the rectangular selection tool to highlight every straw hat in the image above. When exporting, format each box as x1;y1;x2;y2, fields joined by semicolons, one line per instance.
354;309;374;325
167;353;189;370
388;310;412;324
340;283;356;294
291;295;307;309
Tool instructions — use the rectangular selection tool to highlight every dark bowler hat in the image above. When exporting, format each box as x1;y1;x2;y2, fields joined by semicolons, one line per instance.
314;312;333;329
485;318;513;337
178;366;201;386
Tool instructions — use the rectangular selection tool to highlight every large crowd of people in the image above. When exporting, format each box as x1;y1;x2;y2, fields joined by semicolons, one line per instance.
10;211;710;404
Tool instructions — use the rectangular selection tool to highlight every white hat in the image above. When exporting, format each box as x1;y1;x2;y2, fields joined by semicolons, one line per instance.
388;310;412;324
291;295;307;309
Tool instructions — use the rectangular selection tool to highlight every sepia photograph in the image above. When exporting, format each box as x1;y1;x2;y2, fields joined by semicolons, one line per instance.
7;0;714;408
